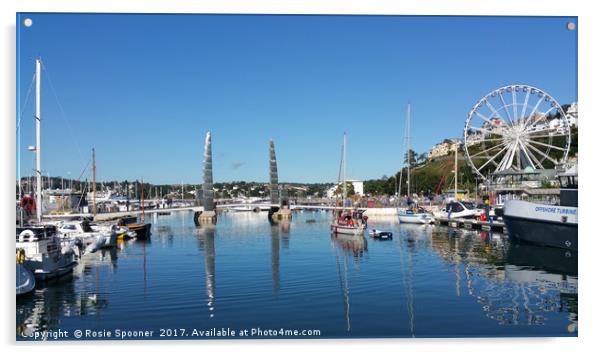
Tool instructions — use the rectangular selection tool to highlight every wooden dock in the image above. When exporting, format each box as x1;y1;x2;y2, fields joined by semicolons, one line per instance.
434;217;507;233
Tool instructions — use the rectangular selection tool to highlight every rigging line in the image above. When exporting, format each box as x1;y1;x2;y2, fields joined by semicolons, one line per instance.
41;62;86;168
17;73;36;130
17;73;36;194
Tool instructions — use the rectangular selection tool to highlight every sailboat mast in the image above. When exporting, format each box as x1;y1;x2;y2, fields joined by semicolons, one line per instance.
343;133;347;203
406;103;411;198
454;143;458;200
92;148;97;217
35;58;42;223
141;177;145;223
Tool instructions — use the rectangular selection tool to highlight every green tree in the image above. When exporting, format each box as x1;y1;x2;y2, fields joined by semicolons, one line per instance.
334;182;355;197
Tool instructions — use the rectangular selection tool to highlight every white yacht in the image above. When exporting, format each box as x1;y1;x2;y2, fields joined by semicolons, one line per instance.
57;220;117;253
433;201;481;219
16;225;78;280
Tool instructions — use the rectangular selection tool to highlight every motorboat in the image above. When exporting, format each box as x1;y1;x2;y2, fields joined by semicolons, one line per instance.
16;225;78;280
56;220;117;253
368;229;393;240
398;207;434;224
433;201;481;219
504;166;578;249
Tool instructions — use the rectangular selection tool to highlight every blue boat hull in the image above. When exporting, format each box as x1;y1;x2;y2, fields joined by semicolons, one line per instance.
504;215;578;250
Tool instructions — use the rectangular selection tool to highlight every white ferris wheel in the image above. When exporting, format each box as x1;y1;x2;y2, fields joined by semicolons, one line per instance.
463;84;571;181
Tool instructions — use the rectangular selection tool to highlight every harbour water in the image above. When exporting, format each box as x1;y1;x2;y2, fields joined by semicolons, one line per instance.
16;211;577;340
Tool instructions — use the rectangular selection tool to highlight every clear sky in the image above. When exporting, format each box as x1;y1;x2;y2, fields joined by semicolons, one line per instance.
16;14;577;184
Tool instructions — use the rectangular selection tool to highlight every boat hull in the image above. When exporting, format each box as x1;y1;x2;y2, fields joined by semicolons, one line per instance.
398;214;433;224
504;215;577;250
16;264;36;296
127;223;152;240
27;260;77;281
331;224;366;235
504;200;578;250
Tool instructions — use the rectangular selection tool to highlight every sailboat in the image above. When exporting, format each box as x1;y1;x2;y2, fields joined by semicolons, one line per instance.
330;133;367;235
398;103;434;224
16;58;78;282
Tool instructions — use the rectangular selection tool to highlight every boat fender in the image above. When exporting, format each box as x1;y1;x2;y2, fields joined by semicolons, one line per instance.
18;229;35;243
16;249;26;264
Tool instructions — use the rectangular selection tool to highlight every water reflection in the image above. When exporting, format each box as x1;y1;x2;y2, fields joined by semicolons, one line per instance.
17;262;110;339
195;226;216;318
331;234;367;259
16;211;577;339
270;225;280;294
430;227;578;332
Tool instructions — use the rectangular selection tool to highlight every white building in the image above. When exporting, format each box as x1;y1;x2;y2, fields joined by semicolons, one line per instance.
427;139;460;160
326;180;364;198
566;102;578;127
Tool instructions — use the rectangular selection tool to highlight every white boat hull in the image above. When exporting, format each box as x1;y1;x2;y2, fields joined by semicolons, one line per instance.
330;224;366;235
399;213;433;224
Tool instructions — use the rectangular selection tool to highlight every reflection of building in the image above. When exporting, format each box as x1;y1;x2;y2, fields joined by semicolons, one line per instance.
430;227;577;332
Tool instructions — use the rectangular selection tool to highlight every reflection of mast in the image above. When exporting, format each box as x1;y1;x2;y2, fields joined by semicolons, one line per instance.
334;240;351;331
398;236;416;337
454;237;461;297
270;226;280;294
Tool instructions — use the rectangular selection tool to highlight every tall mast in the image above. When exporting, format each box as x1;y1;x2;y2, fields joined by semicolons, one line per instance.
342;133;347;203
35;58;42;223
141;177;145;222
406;103;411;198
454;143;458;201
92;148;96;217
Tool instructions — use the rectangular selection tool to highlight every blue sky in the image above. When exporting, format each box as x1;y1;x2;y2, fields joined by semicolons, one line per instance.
16;14;577;184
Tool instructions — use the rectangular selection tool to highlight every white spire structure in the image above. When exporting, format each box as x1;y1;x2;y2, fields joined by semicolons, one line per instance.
35;58;42;223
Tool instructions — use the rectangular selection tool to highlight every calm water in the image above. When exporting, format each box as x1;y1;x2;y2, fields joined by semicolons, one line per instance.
16;210;578;340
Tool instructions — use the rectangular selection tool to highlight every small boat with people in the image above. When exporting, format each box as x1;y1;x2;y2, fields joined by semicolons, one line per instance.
331;210;368;235
330;133;368;236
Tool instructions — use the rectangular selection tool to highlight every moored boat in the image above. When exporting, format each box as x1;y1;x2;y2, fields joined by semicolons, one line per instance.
16;225;78;280
126;223;152;240
398;207;434;224
330;133;367;236
504;166;577;249
368;229;393;240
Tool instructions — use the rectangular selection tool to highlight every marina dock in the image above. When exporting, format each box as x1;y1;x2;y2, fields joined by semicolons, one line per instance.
434;217;507;233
